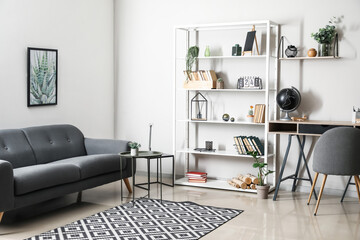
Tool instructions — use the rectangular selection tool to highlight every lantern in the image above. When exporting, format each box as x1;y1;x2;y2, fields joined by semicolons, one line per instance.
191;92;208;121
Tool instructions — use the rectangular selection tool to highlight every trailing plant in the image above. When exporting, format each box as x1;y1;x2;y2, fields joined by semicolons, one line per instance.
128;142;141;149
29;51;56;105
248;151;274;186
311;17;337;44
185;46;199;80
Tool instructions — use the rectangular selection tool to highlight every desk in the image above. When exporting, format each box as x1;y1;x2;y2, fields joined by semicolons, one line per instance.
269;120;360;201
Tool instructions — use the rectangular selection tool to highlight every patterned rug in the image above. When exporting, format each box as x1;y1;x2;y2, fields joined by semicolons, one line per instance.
26;198;243;240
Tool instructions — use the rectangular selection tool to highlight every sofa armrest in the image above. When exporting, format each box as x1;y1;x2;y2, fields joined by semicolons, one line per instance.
84;138;130;155
0;160;14;212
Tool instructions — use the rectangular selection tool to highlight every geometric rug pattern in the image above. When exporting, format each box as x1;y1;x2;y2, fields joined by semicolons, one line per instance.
25;198;243;240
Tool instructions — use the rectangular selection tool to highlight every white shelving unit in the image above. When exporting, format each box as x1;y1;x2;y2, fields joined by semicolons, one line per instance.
173;20;279;193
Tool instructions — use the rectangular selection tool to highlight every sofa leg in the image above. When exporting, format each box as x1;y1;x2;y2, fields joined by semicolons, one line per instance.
77;191;82;203
124;178;132;193
0;212;4;223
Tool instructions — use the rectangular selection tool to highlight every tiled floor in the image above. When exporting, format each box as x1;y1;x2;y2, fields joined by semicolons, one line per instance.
0;176;359;240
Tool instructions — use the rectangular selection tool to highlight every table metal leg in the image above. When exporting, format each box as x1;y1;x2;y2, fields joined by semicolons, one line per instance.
132;157;135;206
292;136;306;192
172;155;175;187
160;157;163;203
297;135;318;200
157;158;159;182
341;176;353;202
120;156;123;202
147;158;150;198
273;135;292;201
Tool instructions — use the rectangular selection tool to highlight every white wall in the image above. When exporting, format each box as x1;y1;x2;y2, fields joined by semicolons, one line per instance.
115;0;360;196
0;0;115;138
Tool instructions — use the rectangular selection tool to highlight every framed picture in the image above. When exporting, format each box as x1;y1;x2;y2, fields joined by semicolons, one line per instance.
27;47;58;107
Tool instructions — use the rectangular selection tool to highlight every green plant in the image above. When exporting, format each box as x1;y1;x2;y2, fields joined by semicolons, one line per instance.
185;46;199;80
248;151;274;186
217;78;223;82
128;142;141;149
311;18;337;44
248;105;254;116
29;51;56;105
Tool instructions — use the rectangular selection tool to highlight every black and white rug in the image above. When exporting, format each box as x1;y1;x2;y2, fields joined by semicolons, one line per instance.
26;198;243;240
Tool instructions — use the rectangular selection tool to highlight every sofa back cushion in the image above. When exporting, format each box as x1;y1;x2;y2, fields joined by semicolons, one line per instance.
0;129;37;168
22;124;87;164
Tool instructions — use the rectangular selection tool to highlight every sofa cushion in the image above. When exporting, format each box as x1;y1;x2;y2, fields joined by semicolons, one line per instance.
50;154;125;180
0;129;37;168
13;163;80;195
22;124;87;164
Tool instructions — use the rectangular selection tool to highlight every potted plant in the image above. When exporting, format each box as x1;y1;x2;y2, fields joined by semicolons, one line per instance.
246;105;254;122
128;142;141;156
311;17;337;57
216;78;224;89
185;46;199;81
248;151;274;199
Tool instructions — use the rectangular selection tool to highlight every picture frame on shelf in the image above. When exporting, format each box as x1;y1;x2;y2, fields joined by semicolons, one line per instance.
27;47;58;107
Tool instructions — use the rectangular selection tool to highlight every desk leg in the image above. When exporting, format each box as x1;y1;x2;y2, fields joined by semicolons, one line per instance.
273;135;292;201
297;135;318;200
292;136;306;192
147;158;150;198
172;155;175;187
132;157;135;206
341;176;353;202
157;158;159;183
160;157;163;203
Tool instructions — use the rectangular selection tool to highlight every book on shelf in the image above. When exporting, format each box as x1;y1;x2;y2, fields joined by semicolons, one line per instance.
233;136;264;156
253;104;265;123
188;178;207;183
186;171;207;177
183;70;218;82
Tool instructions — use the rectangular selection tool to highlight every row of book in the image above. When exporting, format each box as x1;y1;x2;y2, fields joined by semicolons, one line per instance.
183;70;218;82
233;136;264;155
186;171;207;183
253;104;266;123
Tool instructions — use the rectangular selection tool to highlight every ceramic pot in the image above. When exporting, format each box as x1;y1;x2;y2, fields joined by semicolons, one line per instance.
307;48;317;57
285;45;298;57
217;81;224;89
247;115;254;122
318;43;331;57
130;148;138;156
257;185;270;199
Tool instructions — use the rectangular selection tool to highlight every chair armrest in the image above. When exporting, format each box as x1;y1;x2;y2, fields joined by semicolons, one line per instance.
0;160;14;212
84;138;130;155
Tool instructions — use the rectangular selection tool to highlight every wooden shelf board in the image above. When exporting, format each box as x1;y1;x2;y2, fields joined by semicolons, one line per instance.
178;120;265;126
175;178;276;193
177;148;273;158
178;88;276;92
279;56;340;60
177;55;277;60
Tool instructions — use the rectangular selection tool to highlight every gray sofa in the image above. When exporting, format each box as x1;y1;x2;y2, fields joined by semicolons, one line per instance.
0;124;133;223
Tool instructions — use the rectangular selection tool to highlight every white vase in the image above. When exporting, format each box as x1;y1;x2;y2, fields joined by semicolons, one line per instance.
130;148;138;156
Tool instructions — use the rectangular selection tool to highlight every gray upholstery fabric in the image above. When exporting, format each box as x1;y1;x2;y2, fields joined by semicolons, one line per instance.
0;129;37;168
22;125;86;164
13;163;81;195
85;138;129;155
14;171;126;209
50;154;125;180
313;127;360;175
0;160;15;211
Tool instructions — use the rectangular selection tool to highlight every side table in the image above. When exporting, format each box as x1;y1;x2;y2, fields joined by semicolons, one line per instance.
119;151;163;206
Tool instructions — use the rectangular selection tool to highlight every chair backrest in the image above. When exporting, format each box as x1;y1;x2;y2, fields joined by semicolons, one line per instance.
313;127;360;175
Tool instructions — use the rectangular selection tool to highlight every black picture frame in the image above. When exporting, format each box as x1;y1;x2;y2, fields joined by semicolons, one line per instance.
27;47;58;107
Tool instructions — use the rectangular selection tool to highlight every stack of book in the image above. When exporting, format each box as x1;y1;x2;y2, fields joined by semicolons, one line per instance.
183;70;218;82
253;104;266;123
233;136;264;156
186;171;207;183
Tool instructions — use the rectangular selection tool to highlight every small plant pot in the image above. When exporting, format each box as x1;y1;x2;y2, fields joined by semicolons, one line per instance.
217;81;224;89
130;148;138;156
246;115;254;122
257;185;270;199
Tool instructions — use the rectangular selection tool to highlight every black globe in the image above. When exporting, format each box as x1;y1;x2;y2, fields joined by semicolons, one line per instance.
276;87;301;120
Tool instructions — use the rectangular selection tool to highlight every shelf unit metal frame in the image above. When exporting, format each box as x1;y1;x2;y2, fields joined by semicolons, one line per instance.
172;20;279;192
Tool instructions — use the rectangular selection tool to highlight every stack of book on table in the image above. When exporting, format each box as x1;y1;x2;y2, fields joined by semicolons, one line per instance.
186;171;207;183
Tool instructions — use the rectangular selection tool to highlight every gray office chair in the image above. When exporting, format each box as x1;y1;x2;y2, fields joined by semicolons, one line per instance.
307;127;360;215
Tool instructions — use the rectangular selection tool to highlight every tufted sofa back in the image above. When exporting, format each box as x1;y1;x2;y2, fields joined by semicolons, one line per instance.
22;124;87;164
0;129;37;168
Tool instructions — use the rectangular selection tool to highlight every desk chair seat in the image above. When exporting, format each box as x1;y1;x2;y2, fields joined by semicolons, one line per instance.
307;127;360;215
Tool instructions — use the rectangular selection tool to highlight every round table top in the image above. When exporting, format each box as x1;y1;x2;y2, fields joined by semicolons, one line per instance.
119;151;163;158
